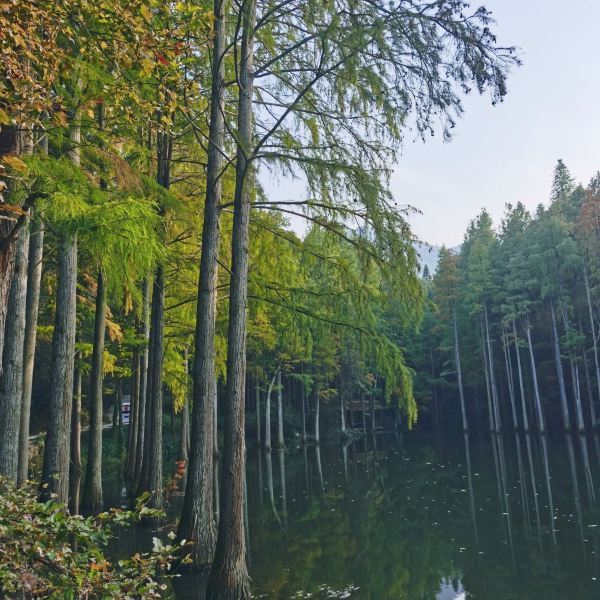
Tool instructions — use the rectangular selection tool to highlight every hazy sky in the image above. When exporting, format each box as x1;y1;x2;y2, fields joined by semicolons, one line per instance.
394;0;600;247
261;0;600;248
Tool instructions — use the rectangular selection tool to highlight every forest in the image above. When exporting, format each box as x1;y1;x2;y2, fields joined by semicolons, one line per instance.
414;160;600;436
3;0;582;599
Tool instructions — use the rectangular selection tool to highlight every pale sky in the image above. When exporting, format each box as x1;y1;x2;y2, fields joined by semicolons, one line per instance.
394;0;600;247
261;0;600;247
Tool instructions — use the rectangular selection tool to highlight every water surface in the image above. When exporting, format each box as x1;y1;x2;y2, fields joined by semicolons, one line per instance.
110;430;600;599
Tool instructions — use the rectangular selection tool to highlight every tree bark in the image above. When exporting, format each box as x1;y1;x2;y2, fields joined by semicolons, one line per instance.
0;223;30;480
453;308;468;432
263;366;279;450
551;301;571;430
255;379;261;445
484;303;501;432
132;277;150;490
525;314;545;433
82;269;107;512
18;218;44;485
276;369;284;448
39;233;77;504
584;267;600;426
513;319;529;432
206;0;255;590
69;365;82;514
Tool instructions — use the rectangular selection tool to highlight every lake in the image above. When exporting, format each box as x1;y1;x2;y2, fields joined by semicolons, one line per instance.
107;430;600;599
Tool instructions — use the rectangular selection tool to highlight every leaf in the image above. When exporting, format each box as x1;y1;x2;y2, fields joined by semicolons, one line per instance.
3;155;28;173
0;109;10;124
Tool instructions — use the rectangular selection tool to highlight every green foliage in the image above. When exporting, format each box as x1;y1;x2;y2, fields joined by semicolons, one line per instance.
0;479;178;599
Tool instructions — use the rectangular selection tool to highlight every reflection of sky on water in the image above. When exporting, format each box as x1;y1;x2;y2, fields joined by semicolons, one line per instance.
437;579;466;600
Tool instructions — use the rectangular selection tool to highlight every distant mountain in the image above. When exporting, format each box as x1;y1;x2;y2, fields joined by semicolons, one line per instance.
413;241;460;276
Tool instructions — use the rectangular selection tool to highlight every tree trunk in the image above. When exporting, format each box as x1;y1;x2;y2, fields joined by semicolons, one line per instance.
178;0;226;562
453;308;468;431
39;233;77;504
560;304;585;431
179;349;190;463
314;387;320;444
206;0;255;590
584;267;600;426
255;379;261;445
18;218;44;485
551;301;571;430
301;382;307;443
82;269;107;512
132;278;150;489
481;323;495;432
125;349;140;479
138;265;165;510
264;366;278;450
513;319;529;432
340;393;346;433
69;365;82;514
484;303;501;432
525;314;545;433
0;223;30;480
276;369;284;448
502;325;518;429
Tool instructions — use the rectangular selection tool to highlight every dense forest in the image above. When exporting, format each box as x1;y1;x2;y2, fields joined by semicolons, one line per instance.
412;160;600;435
0;1;522;598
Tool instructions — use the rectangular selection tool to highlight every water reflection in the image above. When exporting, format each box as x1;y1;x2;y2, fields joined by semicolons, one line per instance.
107;429;600;599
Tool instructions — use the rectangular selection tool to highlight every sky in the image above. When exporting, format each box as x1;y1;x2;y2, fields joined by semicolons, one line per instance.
261;0;600;248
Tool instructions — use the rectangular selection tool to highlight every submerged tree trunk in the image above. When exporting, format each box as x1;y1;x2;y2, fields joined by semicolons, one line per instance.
18;218;44;485
525;314;545;433
584;267;600;426
132;278;150;489
513;319;529;432
69;365;82;514
206;0;256;590
0;223;30;481
82;269;107;512
276;369;284;448
39;233;78;504
551;301;571;430
454;308;468;432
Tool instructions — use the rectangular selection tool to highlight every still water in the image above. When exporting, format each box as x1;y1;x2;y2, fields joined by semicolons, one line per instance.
108;430;600;599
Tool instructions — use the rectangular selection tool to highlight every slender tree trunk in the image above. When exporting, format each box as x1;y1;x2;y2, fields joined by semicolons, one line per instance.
502;325;518;429
18;218;44;485
301;382;307;443
133;278;150;489
525;314;545;433
39;232;77;504
82;269;107;512
484;303;501;432
264;367;278;450
560;304;585;431
276;369;284;448
126;349;141;479
69;365;82;514
206;0;255;589
314;387;320;444
139;265;165;510
584;267;600;426
0;223;29;480
513;319;529;432
255;379;261;445
340;393;346;433
481;323;495;432
453;308;468;432
179;349;190;463
361;391;367;433
580;319;597;429
551;301;571;430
